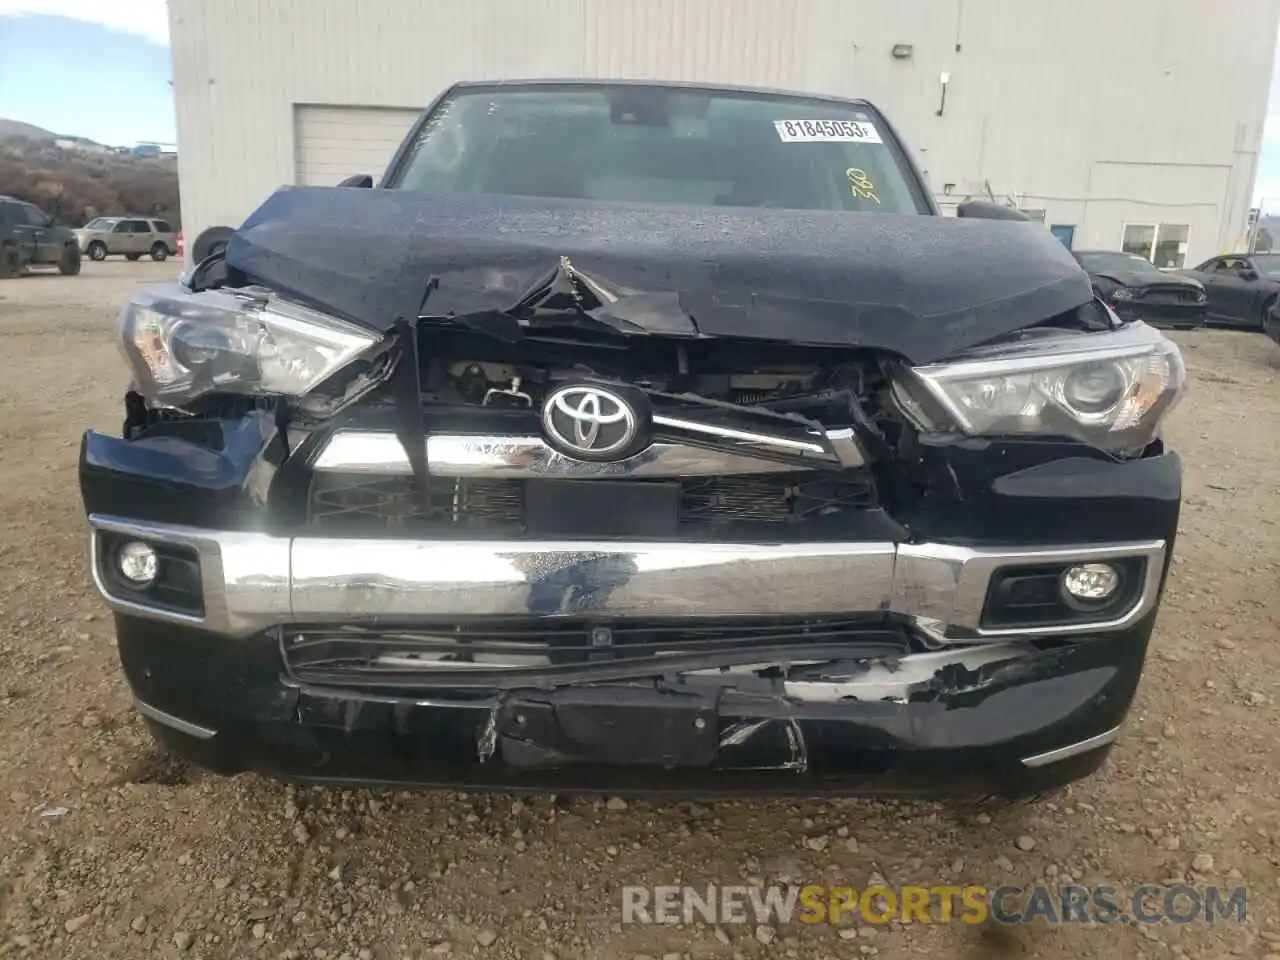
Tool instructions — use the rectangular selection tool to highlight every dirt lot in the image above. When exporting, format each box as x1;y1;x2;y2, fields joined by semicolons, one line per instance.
0;260;1278;960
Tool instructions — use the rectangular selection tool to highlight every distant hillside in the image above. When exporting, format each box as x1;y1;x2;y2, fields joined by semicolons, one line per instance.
0;118;57;141
0;137;179;228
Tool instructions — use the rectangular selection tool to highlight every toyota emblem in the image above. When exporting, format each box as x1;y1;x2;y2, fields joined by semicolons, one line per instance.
541;385;637;458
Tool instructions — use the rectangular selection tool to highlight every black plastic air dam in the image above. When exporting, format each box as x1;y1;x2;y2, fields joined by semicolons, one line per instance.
117;611;1156;797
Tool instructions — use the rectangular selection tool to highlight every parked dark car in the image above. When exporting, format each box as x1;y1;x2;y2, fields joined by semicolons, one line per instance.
0;195;80;278
1178;253;1280;329
80;80;1186;803
1072;250;1206;329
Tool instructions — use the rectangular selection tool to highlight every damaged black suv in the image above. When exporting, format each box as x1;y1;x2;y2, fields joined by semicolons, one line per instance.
80;81;1184;800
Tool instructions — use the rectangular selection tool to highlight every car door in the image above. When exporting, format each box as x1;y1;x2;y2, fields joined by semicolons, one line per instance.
1196;258;1252;322
3;202;38;263
109;220;134;254
1187;258;1227;317
152;220;175;252
125;219;149;254
21;204;61;262
1214;257;1267;325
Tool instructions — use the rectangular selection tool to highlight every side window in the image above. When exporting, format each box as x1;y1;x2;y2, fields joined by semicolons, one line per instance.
131;220;152;233
0;203;13;226
20;205;47;226
153;220;172;234
112;221;131;234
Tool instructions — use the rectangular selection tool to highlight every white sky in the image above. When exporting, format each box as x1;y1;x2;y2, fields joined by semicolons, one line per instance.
0;0;170;46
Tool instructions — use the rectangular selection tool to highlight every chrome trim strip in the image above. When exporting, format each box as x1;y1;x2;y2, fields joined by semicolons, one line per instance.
312;431;413;474
289;540;898;620
650;414;827;455
891;540;1166;637
1020;725;1122;767
311;426;866;478
427;436;819;478
86;515;1165;642
133;697;218;739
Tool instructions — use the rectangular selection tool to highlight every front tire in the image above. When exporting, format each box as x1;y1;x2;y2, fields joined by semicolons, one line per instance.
149;243;168;262
58;244;81;276
1258;295;1277;331
87;241;107;261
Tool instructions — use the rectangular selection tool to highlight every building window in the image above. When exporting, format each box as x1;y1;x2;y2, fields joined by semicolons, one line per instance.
1121;223;1189;269
1050;224;1075;248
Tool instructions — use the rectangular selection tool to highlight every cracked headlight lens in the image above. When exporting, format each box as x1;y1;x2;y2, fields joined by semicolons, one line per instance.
896;322;1185;456
119;282;378;407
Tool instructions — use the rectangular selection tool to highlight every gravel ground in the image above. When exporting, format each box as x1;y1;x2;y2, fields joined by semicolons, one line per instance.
1;261;1278;960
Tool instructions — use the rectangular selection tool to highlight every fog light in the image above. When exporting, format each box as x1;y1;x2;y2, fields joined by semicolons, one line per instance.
117;541;158;586
1061;562;1120;602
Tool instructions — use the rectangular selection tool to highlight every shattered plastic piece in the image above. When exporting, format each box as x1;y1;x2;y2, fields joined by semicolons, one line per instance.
38;806;69;818
477;706;498;763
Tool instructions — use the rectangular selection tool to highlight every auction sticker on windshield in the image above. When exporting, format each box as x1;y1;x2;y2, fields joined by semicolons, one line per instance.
774;120;883;143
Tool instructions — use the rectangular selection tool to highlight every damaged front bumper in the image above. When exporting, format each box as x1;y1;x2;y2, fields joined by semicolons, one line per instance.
80;407;1182;797
119;611;1140;796
89;511;1167;796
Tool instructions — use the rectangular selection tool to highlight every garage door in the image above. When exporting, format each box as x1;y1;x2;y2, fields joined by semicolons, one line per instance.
293;105;422;186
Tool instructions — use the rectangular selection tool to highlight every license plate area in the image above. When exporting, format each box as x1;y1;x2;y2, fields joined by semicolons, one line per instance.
525;479;680;537
496;685;719;768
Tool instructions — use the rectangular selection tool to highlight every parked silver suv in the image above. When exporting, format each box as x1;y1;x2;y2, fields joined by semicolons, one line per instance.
75;217;178;262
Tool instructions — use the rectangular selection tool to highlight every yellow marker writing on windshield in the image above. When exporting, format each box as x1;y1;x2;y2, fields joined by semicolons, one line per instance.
847;167;881;203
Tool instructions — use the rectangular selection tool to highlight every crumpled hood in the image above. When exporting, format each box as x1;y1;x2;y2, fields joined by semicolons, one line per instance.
226;186;1094;364
1091;269;1203;290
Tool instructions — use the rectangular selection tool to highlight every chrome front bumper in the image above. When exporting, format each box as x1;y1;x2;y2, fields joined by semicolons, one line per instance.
88;514;1167;640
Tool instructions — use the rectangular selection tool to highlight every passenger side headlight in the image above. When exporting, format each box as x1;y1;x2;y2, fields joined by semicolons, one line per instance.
119;282;379;407
894;322;1185;456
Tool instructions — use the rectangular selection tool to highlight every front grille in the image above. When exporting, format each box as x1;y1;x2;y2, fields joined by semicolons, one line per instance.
1143;285;1201;304
306;471;877;535
308;475;523;531
282;617;909;683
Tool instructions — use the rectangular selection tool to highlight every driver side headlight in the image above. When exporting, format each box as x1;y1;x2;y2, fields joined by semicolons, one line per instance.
893;322;1185;456
119;282;379;407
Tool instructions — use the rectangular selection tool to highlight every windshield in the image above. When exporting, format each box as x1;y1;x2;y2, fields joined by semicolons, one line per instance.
1076;252;1163;276
389;84;928;214
85;218;115;230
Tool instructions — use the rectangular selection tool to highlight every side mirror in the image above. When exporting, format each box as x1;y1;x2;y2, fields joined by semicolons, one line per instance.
337;174;373;188
956;200;1032;221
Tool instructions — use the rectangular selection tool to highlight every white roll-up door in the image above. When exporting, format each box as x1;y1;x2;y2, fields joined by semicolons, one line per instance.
293;105;421;186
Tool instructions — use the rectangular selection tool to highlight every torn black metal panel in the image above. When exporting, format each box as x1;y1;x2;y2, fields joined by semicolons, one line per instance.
495;685;720;769
80;410;283;526
226;186;1093;365
506;256;698;338
386;319;432;514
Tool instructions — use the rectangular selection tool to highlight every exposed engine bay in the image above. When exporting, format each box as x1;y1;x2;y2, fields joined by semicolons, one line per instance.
419;329;884;429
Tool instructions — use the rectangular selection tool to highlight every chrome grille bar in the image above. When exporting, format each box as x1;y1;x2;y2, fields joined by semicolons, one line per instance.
311;429;865;479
